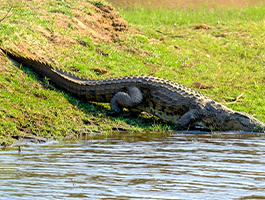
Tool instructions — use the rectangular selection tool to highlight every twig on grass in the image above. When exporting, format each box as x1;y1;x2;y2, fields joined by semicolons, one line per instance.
0;4;13;23
225;93;244;105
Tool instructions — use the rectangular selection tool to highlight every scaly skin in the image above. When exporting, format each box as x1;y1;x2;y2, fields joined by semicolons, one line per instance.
3;48;265;132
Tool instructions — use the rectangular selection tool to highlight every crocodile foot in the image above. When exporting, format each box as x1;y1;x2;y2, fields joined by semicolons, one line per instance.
107;109;122;117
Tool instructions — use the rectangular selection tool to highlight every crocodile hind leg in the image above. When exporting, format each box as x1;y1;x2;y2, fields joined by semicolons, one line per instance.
107;86;143;116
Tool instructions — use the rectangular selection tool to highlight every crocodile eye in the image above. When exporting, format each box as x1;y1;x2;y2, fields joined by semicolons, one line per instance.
231;112;250;120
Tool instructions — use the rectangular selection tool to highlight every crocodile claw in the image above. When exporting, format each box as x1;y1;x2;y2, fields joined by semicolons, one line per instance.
107;109;122;117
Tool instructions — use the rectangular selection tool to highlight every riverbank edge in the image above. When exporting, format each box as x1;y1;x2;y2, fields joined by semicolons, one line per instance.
0;1;265;145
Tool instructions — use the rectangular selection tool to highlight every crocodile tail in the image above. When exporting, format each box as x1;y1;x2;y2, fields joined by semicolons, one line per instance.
53;67;89;81
1;47;53;72
1;47;87;98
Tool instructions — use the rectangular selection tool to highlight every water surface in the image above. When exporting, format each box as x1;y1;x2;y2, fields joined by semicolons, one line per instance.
1;132;265;199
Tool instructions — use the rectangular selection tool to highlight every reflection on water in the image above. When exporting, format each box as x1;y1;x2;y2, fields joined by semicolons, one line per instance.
1;132;265;199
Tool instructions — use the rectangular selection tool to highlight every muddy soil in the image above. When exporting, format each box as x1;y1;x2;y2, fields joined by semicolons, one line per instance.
109;0;265;8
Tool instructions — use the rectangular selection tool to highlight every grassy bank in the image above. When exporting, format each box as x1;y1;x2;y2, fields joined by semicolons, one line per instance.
0;0;265;145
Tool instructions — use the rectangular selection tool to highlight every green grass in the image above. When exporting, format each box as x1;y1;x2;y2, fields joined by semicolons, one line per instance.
118;5;265;26
0;0;265;144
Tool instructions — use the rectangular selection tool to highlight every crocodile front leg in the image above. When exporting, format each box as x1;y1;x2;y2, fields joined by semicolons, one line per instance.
177;110;200;129
107;86;143;116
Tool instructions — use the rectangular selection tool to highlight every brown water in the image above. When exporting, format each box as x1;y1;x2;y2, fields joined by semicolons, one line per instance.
1;132;265;199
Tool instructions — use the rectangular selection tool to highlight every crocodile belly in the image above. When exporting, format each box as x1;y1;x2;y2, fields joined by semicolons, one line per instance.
137;104;181;125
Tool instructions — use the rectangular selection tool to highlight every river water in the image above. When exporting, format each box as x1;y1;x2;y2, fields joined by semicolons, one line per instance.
1;131;265;199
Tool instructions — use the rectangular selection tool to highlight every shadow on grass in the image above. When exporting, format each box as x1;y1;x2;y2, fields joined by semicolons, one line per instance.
65;94;176;131
15;60;176;132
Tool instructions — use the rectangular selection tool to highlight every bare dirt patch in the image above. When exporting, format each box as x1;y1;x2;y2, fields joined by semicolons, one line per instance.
2;2;129;65
71;3;128;43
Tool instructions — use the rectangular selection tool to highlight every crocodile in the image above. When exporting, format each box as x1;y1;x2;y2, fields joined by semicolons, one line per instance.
2;48;265;132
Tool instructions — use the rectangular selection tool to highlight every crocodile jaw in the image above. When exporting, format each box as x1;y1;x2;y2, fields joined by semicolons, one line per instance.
222;112;265;132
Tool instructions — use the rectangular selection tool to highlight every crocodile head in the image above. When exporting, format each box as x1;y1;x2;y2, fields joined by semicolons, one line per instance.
223;112;265;132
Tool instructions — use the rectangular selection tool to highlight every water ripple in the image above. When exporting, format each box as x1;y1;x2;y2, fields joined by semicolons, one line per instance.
0;132;265;199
